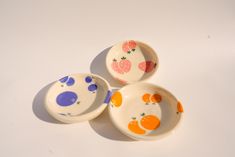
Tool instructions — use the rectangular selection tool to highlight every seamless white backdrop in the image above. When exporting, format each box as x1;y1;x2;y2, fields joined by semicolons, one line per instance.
0;0;235;157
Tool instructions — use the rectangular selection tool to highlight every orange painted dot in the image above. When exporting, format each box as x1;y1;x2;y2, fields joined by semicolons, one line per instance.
140;114;160;130
142;93;151;103
128;120;146;134
151;94;162;103
177;101;184;113
111;92;122;107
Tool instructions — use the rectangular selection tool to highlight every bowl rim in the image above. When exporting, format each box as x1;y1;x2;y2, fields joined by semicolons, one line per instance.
44;73;112;123
105;40;159;85
108;82;184;140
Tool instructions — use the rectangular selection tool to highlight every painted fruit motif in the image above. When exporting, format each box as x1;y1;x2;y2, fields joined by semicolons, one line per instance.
88;84;98;92
59;76;75;86
128;40;137;50
111;59;124;74
151;94;162;103
142;93;162;104
122;41;130;53
85;76;92;83
119;57;131;73
138;61;156;73
56;91;78;106
59;76;69;83
66;77;75;86
122;40;137;54
111;57;131;74
84;76;98;93
128;119;146;135
140;114;160;130
177;101;184;113
111;91;122;107
142;93;151;104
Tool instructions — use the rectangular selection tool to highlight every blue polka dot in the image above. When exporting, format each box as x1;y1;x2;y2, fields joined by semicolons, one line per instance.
85;76;92;83
59;76;68;83
104;90;112;104
66;77;75;86
88;84;98;91
56;91;78;106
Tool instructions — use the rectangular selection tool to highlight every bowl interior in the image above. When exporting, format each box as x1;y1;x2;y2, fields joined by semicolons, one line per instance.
45;73;111;123
106;40;158;84
109;83;183;140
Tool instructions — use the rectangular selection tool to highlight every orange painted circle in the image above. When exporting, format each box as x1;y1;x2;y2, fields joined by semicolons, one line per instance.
128;120;146;134
151;94;162;103
177;102;184;113
140;115;160;130
111;92;122;107
142;93;151;103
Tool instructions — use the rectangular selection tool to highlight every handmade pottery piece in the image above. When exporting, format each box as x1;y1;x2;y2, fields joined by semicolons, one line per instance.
45;73;111;123
109;83;183;140
106;40;159;84
43;40;184;140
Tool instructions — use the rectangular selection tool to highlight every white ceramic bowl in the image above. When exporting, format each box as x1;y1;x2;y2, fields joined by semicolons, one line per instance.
106;40;159;84
108;83;184;140
45;73;111;123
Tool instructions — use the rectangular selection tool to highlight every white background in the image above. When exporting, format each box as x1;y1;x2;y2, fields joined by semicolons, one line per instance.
0;0;235;157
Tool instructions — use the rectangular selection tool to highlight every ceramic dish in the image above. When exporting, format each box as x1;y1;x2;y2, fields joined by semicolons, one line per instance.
45;73;111;123
106;40;159;84
108;83;183;140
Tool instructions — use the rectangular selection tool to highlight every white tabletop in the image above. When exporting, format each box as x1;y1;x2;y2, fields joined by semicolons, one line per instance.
0;0;235;157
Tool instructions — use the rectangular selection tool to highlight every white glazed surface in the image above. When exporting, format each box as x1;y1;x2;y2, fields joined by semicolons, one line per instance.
109;83;183;140
106;41;159;84
45;73;111;123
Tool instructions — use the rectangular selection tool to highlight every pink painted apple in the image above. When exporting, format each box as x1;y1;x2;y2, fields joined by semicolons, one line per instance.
138;61;157;73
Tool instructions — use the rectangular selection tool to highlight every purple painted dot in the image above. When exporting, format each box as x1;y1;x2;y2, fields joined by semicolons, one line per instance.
59;76;69;83
56;91;78;106
85;76;92;83
66;77;75;86
104;90;112;104
88;84;97;92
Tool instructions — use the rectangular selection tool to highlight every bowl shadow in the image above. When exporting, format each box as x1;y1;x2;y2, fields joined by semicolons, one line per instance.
89;107;135;141
90;47;123;88
32;82;62;124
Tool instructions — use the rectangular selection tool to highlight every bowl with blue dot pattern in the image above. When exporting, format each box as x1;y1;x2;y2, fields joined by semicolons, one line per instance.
45;73;111;123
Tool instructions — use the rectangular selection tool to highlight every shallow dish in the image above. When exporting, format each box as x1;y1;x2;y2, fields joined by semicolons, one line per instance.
106;40;159;84
45;73;111;123
109;83;183;140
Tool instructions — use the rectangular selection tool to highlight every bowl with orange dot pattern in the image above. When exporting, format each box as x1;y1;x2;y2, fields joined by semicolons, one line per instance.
106;40;159;85
108;83;183;140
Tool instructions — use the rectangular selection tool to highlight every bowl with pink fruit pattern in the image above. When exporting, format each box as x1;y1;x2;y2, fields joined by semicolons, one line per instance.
106;40;159;84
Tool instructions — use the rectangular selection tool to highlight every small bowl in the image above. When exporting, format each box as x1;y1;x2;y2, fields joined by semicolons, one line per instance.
106;40;159;84
108;83;184;140
45;73;111;123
